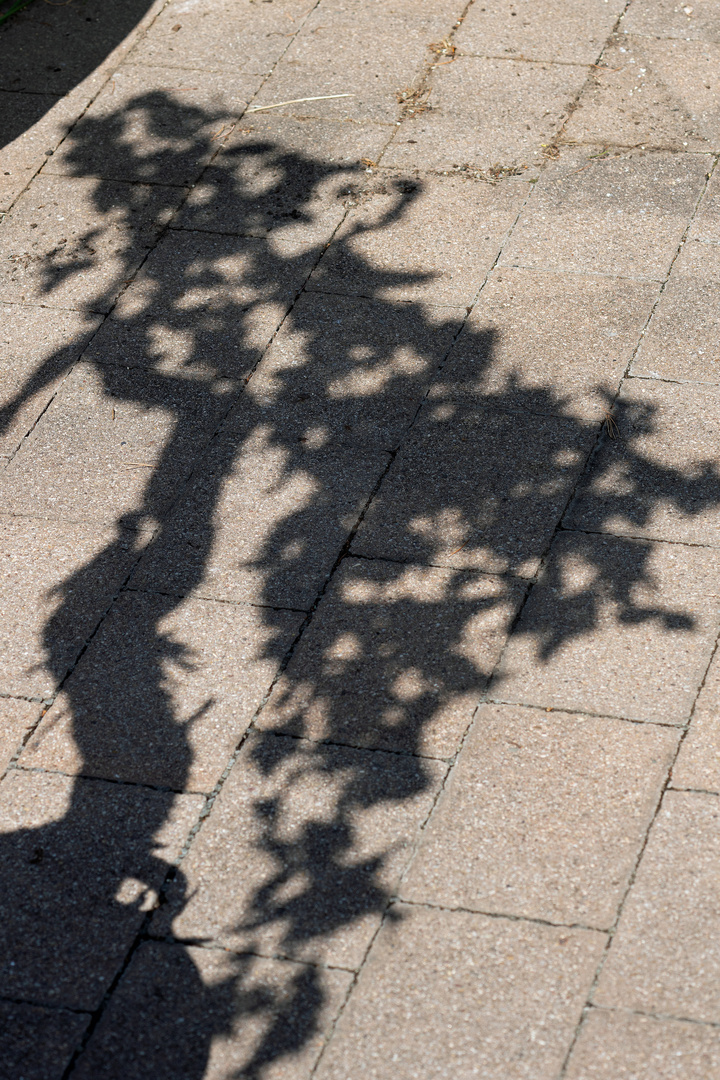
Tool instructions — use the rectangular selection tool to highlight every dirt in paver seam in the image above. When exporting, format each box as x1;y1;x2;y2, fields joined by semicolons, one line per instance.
2;0;720;1078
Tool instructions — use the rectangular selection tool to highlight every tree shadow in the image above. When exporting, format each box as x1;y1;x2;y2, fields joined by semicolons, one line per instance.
1;87;720;1080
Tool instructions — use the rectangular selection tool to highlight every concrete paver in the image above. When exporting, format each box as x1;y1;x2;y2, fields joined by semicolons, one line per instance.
152;732;447;967
0;1001;90;1080
71;942;353;1080
258;557;526;755
564;35;720;152
566;378;720;544
495;531;720;723
500;147;710;279
22;591;304;791
308;172;530;305
631;240;720;382
564;1008;720;1079
382;56;588;173
313;904;606;1080
455;0;626;64
401;702;678;928
2;0;720;1074
595;790;720;1023
0;769;202;1009
432;267;656;421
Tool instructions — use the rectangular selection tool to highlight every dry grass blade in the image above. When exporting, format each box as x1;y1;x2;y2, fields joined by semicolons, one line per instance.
428;38;456;58
247;94;353;114
603;411;620;439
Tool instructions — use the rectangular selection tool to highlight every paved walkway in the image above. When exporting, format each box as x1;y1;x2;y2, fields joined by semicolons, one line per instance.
1;0;720;1076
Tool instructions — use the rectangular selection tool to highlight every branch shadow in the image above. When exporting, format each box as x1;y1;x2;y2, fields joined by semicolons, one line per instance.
1;86;720;1079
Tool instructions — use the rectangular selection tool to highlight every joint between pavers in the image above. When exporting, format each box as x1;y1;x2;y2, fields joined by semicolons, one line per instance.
142;933;357;974
588;1000;720;1032
482;696;688;730
0;991;90;1016
391;896;608;936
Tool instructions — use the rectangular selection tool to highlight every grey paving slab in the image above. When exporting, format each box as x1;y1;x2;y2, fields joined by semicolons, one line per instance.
495;531;720;724
129;432;389;610
0;517;137;699
401;702;678;928
45;65;260;186
352;402;595;576
0;91;81;212
673;646;720;794
0;697;42;775
621;0;720;43
383;56;588;173
234;291;463;451
0;769;202;1009
566;379;720;545
688;165;720;242
71;941;353;1080
130;0;313;75
500;147;710;280
314;904;606;1080
23;591;304;791
152;731;447;968
0;361;228;524
0;303;101;456
247;0;465;124
564;35;720;152
0;1000;90;1080
595;790;720;1023
565;1008;720;1079
175;113;390;248
257;557;526;756
83;229;315;378
631;241;720;382
0;174;183;312
308;173;530;305
433;267;657;421
455;0;625;64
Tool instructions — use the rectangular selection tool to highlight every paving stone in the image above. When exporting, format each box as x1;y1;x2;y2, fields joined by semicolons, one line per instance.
0;769;202;1009
564;1007;720;1079
234;291;463;452
72;941;353;1080
433;268;656;421
621;0;720;43
500;147;709;280
131;0;312;75
247;0;464;124
673;648;720;794
0;303;101;455
0;91;80;212
595;789;720;1023
175;113;390;249
0;698;42;775
152;732;447;968
631;241;720;382
0;174;183;312
23;591;303;791
45;65;260;186
314;905;606;1080
566;379;720;545
688;166;720;242
0;1000;90;1080
0;0;164;96
495;531;720;724
83;229;315;377
308;173;529;305
0;360;228;523
352;402;595;576
258;558;525;756
383;56;588;173
0;517;137;699
129;431;389;610
455;0;625;64
401;703;678;928
564;36;720;151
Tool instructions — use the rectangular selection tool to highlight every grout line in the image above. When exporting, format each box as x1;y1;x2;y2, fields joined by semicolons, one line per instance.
393;897;606;935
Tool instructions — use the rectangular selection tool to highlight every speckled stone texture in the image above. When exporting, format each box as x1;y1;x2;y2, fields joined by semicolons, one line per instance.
3;0;720;1074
